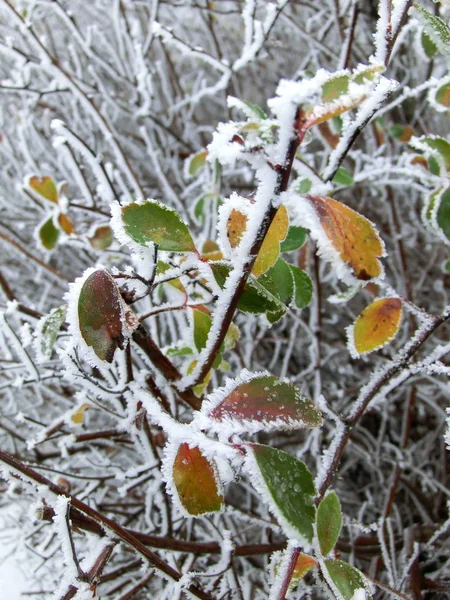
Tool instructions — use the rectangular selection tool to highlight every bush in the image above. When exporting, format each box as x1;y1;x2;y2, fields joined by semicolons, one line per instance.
1;1;450;598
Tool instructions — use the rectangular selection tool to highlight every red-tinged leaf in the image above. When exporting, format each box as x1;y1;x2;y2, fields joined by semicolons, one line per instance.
172;443;223;515
325;560;371;600
350;297;403;356
291;554;318;587
28;175;58;203
435;82;450;108
305;195;385;281
317;491;342;556
89;225;113;250
247;444;316;542
78;270;127;363
202;374;322;434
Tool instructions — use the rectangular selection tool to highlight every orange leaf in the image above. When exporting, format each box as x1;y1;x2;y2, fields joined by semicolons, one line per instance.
58;213;75;235
227;209;248;248
252;205;289;276
28;176;58;203
172;443;223;515
350;297;403;356
306;195;385;281
292;554;318;584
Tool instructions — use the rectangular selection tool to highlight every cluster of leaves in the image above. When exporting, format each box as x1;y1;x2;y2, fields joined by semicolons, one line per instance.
1;2;450;600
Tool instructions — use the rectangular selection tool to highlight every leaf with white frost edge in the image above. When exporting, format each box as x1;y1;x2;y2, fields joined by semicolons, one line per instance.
194;369;322;436
65;267;138;369
161;438;224;518
244;443;316;545
33;306;67;363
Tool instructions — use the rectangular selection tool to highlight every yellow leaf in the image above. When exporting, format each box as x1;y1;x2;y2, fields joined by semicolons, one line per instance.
307;195;384;281
350;297;403;356
71;403;89;425
28;176;58;203
252;205;289;277
201;239;223;261
227;209;248;248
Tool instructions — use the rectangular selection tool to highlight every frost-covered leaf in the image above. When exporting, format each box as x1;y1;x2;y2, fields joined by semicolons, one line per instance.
58;213;75;235
33;306;66;362
322;75;350;102
262;258;294;304
349;297;403;356
332;167;354;186
193;308;212;352
435;82;450;109
75;269;132;363
437;187;450;242
246;444;316;543
241;99;268;119
296;178;312;194
414;4;450;64
202;239;223;261
325;560;371;600
301;195;385;282
199;372;322;434
253;205;289;276
413;136;450;173
211;262;286;315
317;491;342;556
227;209;248;248
114;200;196;253
70;403;89;425
188;150;208;177
289;265;313;308
37;216;60;250
27;175;58;203
280;225;308;252
89;225;113;250
291;554;318;586
171;443;223;516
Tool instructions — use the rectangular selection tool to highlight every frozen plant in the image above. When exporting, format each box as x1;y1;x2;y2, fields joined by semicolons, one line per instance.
1;1;450;599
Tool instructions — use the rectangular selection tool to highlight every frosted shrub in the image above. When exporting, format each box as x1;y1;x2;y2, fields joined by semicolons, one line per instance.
1;1;450;598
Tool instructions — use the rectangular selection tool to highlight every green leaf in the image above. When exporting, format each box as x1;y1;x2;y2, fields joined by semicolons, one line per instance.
322;75;350;103
194;195;206;225
325;560;371;600
188;150;208;176
166;345;194;357
204;375;322;433
414;4;450;64
297;178;312;194
420;136;450;171
280;226;308;252
193;309;212;352
120;201;197;253
28;175;58;204
38;216;60;250
78;270;127;363
248;444;316;542
210;262;286;315
437;187;450;241
172;443;223;515
332;167;354;187
421;30;438;59
241;99;268;119
34;306;66;361
317;491;342;556
261;258;294;304
289;265;313;308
